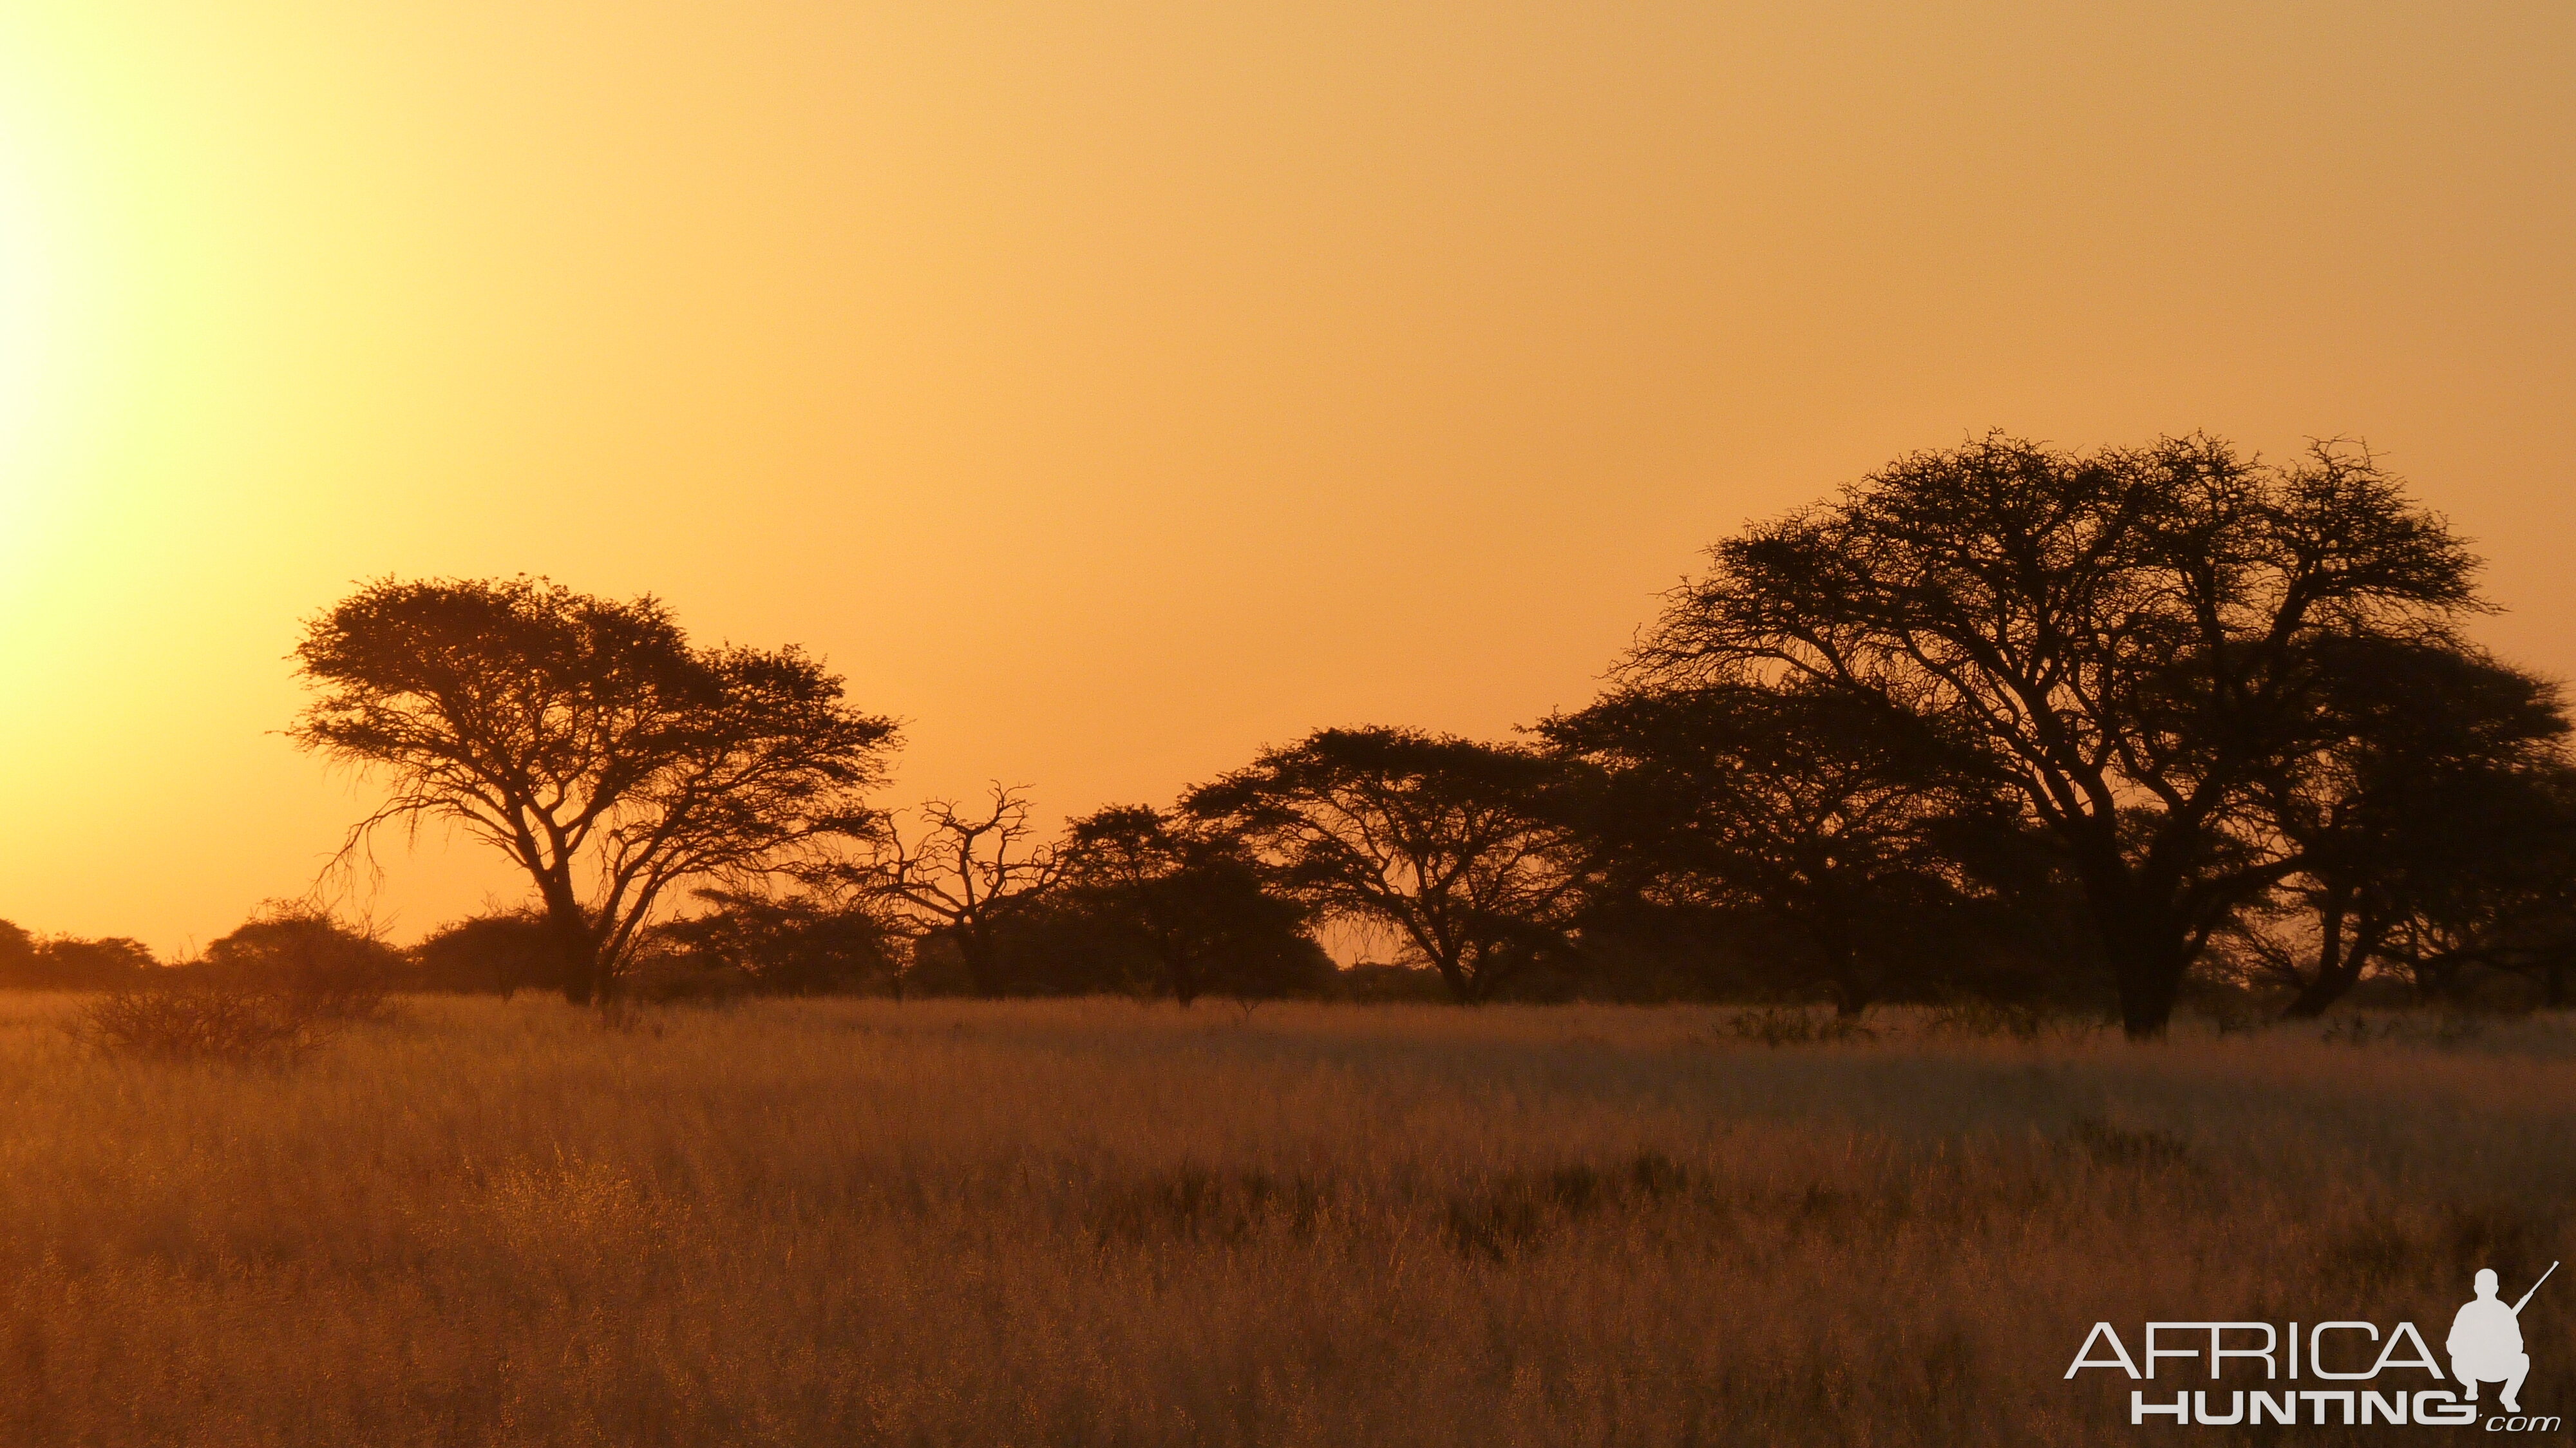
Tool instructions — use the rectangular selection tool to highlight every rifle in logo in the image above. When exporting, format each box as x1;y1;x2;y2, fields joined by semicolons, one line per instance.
2452;1261;2555;1415
2069;1262;2561;1427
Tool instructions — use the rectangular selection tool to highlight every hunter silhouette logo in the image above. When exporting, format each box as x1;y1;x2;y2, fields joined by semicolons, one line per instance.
2453;1262;2553;1414
2067;1261;2559;1429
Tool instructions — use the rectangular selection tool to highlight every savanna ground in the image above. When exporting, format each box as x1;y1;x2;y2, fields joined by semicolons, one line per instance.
3;994;2571;1446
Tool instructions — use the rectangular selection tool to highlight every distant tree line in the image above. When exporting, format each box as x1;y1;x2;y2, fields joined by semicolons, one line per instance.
0;921;156;989
10;435;2568;1038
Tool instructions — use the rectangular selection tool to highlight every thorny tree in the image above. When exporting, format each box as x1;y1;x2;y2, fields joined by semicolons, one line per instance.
1056;804;1321;1005
1182;727;1590;1004
1627;435;2482;1036
291;576;898;1002
858;785;1065;996
2234;635;2574;1016
1543;681;2018;1016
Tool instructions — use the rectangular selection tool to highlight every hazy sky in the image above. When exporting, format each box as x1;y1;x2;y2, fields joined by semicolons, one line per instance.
0;1;2570;953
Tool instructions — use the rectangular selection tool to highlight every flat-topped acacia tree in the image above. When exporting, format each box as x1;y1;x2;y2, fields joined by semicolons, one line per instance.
1182;727;1592;1004
290;576;899;1002
1626;434;2482;1037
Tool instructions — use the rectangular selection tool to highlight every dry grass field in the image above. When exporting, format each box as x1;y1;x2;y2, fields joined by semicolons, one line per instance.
3;994;2572;1446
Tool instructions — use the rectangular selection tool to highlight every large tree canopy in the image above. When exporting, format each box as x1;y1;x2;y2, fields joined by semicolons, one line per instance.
1053;804;1324;1005
2236;636;2574;1015
1183;727;1589;1004
1543;681;2018;1014
291;576;899;1001
1626;434;2482;1035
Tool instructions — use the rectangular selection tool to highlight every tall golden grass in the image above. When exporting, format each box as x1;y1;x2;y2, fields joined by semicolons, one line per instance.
2;993;2570;1445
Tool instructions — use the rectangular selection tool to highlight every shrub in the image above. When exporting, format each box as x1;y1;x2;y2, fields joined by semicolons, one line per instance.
1441;1155;1699;1261
617;955;755;1005
1920;1000;2054;1040
196;902;404;1018
589;997;676;1036
71;982;348;1063
2319;1011;2496;1049
649;891;902;996
1329;963;1454;1004
412;909;565;996
1721;1007;1876;1046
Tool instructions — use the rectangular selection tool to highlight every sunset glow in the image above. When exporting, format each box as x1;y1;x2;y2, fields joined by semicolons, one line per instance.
0;139;57;542
8;8;2576;1443
0;3;2570;952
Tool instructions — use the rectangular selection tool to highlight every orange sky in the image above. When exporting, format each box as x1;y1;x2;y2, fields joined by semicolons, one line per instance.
1;2;2571;954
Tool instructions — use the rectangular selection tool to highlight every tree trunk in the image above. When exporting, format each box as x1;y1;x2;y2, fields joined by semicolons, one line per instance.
1429;953;1476;1005
1824;938;1870;1017
1810;915;1869;1018
2282;972;2354;1019
2072;850;2197;1038
1161;944;1202;1007
957;920;1004;998
2098;908;2192;1039
2282;893;2372;1020
539;893;603;1004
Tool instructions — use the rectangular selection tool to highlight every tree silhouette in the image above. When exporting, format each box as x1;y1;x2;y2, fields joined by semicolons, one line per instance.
1544;681;2018;1015
411;908;562;997
1184;728;1589;1004
2394;762;2576;1007
653;886;902;996
2233;636;2572;1015
200;901;407;996
291;576;898;1002
1054;804;1323;1005
1628;435;2481;1035
857;785;1065;997
0;922;155;989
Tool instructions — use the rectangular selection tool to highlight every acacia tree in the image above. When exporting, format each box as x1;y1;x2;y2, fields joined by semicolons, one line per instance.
2393;763;2576;1007
200;901;408;996
0;922;155;989
2234;636;2571;1016
1182;727;1589;1004
411;909;559;997
1054;804;1322;1005
858;785;1065;996
653;884;902;996
1543;681;2018;1015
1627;435;2481;1036
291;576;899;1003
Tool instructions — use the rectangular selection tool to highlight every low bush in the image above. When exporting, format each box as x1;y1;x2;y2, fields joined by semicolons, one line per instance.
71;982;356;1063
2320;1009;2502;1049
1920;1000;2056;1040
2065;1116;2191;1168
1720;1006;1876;1046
